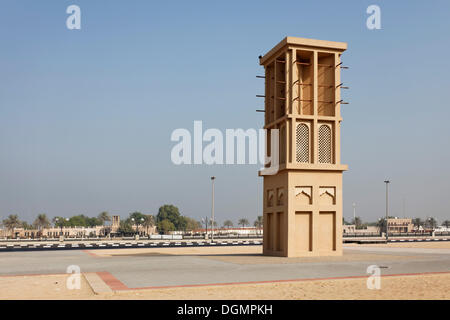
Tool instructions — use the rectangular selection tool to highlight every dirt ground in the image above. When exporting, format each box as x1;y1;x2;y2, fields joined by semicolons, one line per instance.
0;273;449;300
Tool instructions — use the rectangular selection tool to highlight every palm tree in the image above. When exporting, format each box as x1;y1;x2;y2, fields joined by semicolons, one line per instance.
223;220;233;228
129;212;146;235
98;211;111;236
254;216;263;235
426;217;437;230
352;216;363;229
142;215;155;236
442;220;450;228
2;215;22;238
33;214;50;236
412;218;423;231
376;218;386;235
238;218;249;228
98;211;111;225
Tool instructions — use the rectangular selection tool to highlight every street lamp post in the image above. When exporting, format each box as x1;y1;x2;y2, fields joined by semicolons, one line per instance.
131;217;145;236
202;217;208;239
384;180;390;242
352;202;356;228
211;176;215;242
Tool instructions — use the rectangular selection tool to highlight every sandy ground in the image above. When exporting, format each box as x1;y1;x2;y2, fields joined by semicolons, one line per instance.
0;274;94;299
110;273;450;300
345;241;450;249
0;273;448;300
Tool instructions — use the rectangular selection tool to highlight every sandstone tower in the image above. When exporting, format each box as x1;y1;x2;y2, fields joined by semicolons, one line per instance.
259;37;348;257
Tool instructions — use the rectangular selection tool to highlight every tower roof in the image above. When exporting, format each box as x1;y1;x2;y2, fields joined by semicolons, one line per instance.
260;36;347;65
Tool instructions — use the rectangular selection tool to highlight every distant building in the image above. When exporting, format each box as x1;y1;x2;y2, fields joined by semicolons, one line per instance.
436;226;450;232
343;225;379;234
111;215;120;233
0;226;105;239
190;227;263;236
387;218;414;233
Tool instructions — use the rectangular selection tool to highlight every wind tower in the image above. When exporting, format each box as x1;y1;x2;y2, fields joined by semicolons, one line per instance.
258;37;348;257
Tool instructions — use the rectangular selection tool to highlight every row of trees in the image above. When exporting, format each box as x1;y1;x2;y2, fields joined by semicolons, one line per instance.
118;205;264;235
1;212;113;235
1;206;265;236
221;216;263;229
411;217;449;229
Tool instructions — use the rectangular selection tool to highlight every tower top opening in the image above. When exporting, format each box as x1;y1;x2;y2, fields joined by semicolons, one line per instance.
260;36;347;65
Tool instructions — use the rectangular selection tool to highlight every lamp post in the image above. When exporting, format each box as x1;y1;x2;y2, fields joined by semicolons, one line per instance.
352;202;356;230
384;180;390;241
202;217;208;239
211;176;215;242
131;217;145;236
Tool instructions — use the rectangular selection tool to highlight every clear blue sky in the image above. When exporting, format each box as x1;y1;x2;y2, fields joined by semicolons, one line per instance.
1;0;449;225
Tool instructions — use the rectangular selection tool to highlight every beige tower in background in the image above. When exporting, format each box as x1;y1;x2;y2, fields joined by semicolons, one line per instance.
259;37;348;257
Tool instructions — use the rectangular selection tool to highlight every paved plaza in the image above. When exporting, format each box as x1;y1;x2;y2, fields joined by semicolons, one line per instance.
0;244;449;291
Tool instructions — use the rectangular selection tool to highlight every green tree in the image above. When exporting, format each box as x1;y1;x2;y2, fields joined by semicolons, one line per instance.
376;218;386;235
425;217;437;229
129;212;146;234
182;217;201;231
98;211;111;226
352;217;363;229
2;215;22;237
254;216;263;227
238;218;249;228
157;219;175;234
53;216;70;229
156;205;182;229
86;216;103;227
117;220;134;234
66;215;85;227
412;218;423;231
33;214;51;234
142;215;155;235
223;220;233;228
22;221;33;230
442;220;450;228
177;216;188;231
254;216;263;235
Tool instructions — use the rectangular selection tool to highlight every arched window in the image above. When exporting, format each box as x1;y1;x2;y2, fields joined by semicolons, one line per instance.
318;125;332;163
267;190;274;207
296;123;309;163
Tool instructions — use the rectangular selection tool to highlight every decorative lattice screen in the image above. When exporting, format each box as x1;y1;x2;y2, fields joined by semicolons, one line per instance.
296;123;309;163
318;125;332;163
